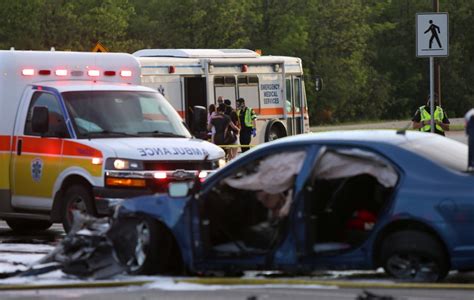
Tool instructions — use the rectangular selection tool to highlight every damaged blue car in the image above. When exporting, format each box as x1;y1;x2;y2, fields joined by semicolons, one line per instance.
111;130;474;282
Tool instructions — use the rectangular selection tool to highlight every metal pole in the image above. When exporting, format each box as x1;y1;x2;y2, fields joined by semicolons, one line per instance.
430;56;435;133
433;0;441;105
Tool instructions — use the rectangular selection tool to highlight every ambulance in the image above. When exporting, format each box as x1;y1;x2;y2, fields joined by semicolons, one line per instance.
0;50;225;232
133;49;313;144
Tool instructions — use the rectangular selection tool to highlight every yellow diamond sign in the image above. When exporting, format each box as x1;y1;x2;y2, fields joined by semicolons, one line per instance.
92;42;108;52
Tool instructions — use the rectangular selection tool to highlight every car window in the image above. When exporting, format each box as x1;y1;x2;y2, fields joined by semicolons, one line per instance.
24;91;69;137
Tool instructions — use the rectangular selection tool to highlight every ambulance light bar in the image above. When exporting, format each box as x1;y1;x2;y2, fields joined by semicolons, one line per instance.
21;68;132;78
22;69;34;76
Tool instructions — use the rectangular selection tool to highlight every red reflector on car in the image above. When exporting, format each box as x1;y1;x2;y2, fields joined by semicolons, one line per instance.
104;71;116;76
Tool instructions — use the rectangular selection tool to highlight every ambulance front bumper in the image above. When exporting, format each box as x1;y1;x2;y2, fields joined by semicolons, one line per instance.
94;169;216;215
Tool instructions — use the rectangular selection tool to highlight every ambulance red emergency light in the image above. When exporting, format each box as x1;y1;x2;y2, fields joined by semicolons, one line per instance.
0;50;225;232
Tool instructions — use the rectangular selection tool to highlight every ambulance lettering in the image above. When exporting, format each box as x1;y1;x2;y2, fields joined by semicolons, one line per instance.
137;147;208;157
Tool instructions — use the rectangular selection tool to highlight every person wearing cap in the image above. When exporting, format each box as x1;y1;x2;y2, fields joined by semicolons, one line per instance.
412;94;450;136
236;98;257;152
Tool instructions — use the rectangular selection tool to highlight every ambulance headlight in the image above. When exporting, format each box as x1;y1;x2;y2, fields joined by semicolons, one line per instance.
106;158;144;170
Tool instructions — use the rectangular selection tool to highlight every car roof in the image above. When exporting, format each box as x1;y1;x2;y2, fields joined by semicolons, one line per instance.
266;130;439;147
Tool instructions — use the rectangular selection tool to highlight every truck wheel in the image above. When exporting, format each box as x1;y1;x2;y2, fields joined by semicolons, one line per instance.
6;219;52;233
265;121;287;142
116;217;173;275
62;184;95;232
380;230;449;282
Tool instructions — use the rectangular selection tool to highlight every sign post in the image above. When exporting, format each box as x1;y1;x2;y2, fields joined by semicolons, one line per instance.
416;13;448;133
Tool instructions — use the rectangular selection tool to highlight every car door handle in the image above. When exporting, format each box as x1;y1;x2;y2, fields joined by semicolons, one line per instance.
17;139;22;156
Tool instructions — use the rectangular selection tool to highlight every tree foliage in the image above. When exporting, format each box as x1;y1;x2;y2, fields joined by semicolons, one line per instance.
0;0;470;124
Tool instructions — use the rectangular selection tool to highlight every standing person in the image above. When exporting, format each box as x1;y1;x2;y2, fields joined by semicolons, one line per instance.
207;104;216;142
236;98;257;153
208;104;239;158
224;99;233;115
225;99;240;160
412;94;450;136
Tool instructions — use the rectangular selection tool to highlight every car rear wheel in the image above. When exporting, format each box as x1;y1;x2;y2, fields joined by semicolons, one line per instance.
380;230;449;282
6;219;52;233
62;184;95;232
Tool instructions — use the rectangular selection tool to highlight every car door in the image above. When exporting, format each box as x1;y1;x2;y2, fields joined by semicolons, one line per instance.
11;89;70;211
191;145;318;271
295;145;399;270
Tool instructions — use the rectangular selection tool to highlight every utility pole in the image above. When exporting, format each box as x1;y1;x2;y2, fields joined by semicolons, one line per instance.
434;0;441;105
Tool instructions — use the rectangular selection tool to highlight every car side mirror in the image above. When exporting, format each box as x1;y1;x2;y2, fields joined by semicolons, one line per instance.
32;106;49;134
168;181;191;197
315;75;323;92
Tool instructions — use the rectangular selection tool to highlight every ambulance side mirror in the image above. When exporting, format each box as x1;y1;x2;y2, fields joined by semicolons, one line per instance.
32;106;49;135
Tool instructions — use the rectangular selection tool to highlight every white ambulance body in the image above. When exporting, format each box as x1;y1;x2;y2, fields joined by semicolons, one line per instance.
0;50;224;232
133;49;310;144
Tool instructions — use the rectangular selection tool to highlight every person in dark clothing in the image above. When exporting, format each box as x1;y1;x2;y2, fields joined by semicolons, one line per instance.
224;99;233;116
208;104;240;153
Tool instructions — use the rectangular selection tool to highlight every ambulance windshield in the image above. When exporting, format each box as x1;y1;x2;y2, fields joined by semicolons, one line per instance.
62;91;191;139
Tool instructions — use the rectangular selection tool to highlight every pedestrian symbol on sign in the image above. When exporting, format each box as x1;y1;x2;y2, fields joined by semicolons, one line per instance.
424;20;442;49
416;13;448;57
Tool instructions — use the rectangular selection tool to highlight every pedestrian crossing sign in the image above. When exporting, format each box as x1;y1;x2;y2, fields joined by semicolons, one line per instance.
416;13;448;57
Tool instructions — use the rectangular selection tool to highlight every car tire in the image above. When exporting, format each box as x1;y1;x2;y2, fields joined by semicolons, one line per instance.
6;219;52;233
61;184;95;233
380;230;449;282
119;217;174;275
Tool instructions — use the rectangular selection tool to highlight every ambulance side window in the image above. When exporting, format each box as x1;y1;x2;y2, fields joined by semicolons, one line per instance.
24;92;69;137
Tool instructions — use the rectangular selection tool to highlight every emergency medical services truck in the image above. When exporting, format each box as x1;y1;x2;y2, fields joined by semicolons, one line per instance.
0;50;225;232
133;49;311;144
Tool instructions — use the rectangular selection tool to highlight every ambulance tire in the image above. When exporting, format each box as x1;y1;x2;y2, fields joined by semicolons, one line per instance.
265;121;287;142
5;219;52;233
62;184;96;232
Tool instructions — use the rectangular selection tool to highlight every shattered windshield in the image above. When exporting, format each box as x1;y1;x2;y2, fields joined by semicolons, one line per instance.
62;91;191;139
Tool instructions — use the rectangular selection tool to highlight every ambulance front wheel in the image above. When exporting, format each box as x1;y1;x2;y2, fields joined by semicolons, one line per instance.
62;184;96;232
6;219;52;232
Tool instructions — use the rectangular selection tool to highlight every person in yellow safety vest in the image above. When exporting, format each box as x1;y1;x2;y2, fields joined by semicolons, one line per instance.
236;98;257;153
412;94;450;136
